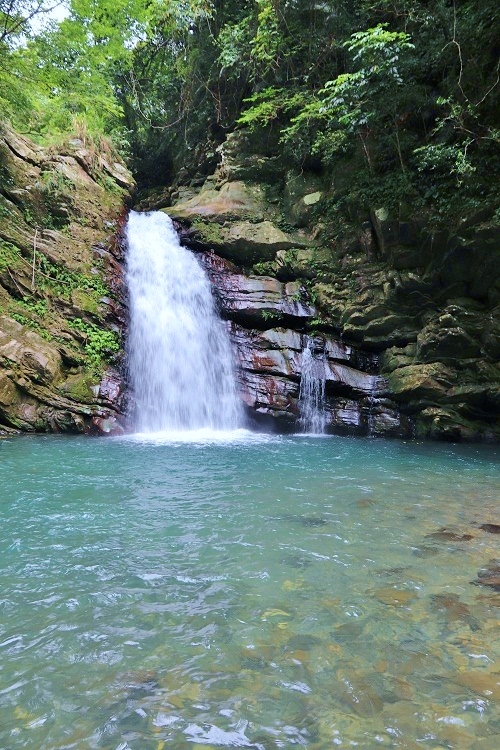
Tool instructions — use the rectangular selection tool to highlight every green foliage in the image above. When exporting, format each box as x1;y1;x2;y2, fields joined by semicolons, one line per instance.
217;15;253;79
252;260;276;276
36;252;109;305
279;24;416;171
68;317;120;374
20;297;48;318
260;308;281;323
1;0;148;145
250;0;282;77
237;88;310;131
0;240;22;271
9;295;51;339
0;0;497;226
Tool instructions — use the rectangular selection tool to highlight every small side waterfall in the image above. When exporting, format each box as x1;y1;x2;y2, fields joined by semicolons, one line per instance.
125;211;241;432
298;340;327;434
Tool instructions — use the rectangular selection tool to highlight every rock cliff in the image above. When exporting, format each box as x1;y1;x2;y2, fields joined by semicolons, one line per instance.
0;124;134;434
144;129;500;441
3;120;499;442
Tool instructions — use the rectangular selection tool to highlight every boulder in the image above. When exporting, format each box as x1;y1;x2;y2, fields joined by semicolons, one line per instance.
417;324;481;362
439;230;500;301
0;316;62;386
215;130;284;183
188;218;312;264
283;170;325;227
388;363;454;405
168;180;267;223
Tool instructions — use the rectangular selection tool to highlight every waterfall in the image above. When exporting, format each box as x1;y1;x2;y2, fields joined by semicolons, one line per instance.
125;211;242;432
298;340;327;434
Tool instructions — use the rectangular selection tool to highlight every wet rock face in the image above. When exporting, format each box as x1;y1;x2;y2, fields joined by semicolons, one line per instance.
200;252;314;326
229;321;405;436
167;179;410;436
196;251;408;436
0;315;126;433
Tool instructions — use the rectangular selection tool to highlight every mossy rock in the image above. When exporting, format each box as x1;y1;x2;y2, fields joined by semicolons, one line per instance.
0;124;131;434
275;246;334;280
379;344;416;373
388;363;455;405
59;372;97;404
71;289;99;316
190;219;312;264
283;170;325;228
168;180;267;223
415;407;500;442
416;324;481;362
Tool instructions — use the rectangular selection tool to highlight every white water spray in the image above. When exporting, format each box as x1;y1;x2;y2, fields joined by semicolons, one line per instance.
299;340;327;434
125;211;241;432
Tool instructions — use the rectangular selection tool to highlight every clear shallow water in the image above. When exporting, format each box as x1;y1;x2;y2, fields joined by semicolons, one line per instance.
1;434;500;750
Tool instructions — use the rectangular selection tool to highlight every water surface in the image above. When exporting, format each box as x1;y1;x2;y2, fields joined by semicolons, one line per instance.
1;434;499;749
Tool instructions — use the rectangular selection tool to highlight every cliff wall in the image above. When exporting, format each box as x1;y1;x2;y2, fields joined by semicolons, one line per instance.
143;130;500;441
0;124;134;434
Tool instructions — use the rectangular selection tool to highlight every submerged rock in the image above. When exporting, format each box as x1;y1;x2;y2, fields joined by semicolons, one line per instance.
374;587;417;607
282;514;328;527
425;528;474;542
472;560;500;592
430;593;480;631
479;523;500;534
286;634;322;650
281;554;313;569
336;670;384;717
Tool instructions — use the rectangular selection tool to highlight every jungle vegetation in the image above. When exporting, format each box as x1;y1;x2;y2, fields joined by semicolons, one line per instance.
1;0;499;225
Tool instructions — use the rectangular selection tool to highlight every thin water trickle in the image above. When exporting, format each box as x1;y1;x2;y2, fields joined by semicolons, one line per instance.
125;210;241;432
299;340;326;433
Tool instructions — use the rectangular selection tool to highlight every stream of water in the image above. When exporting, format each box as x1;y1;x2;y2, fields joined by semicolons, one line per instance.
1;433;499;749
298;342;326;434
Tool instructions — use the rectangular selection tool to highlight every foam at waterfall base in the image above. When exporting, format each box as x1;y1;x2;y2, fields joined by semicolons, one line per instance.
119;427;271;445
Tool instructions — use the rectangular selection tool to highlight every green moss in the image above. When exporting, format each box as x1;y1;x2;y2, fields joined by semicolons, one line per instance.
71;289;99;314
63;373;96;403
8;296;52;340
252;260;277;276
36;252;110;310
68;317;120;376
0;240;22;271
192;220;224;245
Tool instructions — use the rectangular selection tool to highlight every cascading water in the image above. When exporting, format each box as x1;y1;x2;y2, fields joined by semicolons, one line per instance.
125;211;242;432
298;340;327;434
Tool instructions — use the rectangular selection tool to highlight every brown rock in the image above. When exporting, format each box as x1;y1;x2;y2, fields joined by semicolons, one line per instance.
374;587;416;606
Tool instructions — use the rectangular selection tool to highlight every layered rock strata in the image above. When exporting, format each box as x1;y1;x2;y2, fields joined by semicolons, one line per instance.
195;250;409;437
